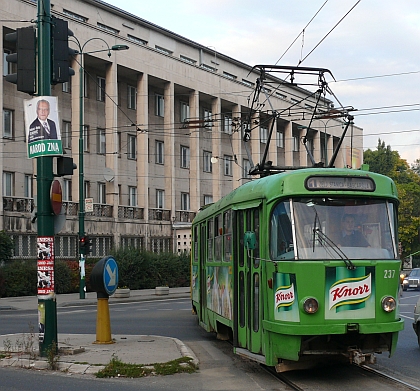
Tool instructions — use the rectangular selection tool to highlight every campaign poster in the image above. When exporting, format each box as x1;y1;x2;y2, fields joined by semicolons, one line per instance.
37;236;55;295
24;96;63;159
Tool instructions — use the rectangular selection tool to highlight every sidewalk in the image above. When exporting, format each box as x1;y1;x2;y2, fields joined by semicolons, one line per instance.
0;287;198;376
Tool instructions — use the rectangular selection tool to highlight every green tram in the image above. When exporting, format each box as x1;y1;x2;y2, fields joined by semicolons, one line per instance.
191;167;404;371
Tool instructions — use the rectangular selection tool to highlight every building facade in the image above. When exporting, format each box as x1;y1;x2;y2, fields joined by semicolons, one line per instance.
1;0;363;259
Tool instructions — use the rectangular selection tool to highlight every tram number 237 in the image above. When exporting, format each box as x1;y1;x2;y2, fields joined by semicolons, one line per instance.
384;270;396;279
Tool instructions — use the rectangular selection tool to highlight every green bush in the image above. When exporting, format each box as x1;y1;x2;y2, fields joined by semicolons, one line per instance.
110;249;190;289
1;260;37;297
0;231;13;264
0;250;190;297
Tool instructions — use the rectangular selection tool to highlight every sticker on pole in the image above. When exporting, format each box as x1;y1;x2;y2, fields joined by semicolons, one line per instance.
103;257;118;296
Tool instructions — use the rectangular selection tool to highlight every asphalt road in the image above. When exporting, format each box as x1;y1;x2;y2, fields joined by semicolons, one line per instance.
1;294;419;390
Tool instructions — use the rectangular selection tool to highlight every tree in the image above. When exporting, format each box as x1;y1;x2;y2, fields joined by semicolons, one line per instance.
0;231;13;264
364;139;420;259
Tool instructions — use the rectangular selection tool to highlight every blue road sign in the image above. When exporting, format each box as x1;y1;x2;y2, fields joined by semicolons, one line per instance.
103;256;118;295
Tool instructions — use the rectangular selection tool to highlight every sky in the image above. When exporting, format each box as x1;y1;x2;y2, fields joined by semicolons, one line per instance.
105;0;420;165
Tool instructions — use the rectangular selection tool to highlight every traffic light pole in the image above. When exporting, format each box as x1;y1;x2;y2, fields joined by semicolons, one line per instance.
79;50;86;299
37;0;57;356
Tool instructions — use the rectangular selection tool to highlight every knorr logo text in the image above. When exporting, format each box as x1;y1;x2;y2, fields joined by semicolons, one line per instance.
275;283;295;309
329;274;371;310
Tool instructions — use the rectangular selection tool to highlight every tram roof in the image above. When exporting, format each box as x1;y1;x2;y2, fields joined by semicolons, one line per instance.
194;168;398;223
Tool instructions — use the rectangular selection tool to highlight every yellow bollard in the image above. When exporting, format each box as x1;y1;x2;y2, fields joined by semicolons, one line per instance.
94;297;114;344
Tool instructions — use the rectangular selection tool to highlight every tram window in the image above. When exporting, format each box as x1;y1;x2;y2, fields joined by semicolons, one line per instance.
270;201;294;260
207;219;214;262
224;210;232;262
214;214;223;261
292;197;398;260
253;273;260;332
253;210;260;268
239;212;245;267
193;226;198;263
239;271;245;328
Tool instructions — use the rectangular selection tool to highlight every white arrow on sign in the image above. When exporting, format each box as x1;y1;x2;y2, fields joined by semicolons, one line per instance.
106;264;117;286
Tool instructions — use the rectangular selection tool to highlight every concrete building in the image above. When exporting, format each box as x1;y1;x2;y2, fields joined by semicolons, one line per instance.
1;0;363;259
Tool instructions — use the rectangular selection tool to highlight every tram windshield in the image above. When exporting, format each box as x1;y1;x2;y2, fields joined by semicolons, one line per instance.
270;197;398;260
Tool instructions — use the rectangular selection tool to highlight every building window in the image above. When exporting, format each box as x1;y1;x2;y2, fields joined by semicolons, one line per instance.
117;132;122;158
63;179;72;201
97;128;106;154
277;130;284;148
97;76;105;102
204;195;213;205
83;125;89;152
156;140;164;164
155;94;164;117
293;134;300;152
224;155;233;176
97;22;119;35
243;159;251;178
181;192;190;211
128;85;136;109
128;186;137;206
155;45;172;55
156;189;164;209
180;145;190;169
224;115;232;135
223;71;237;80
2;172;14;196
203;151;212;173
62;121;71;149
3;109;13;138
63;9;88;22
180;102;189;122
24;174;33;198
127;34;147;46
260;126;268;144
203;109;212;129
128;134;136;159
98;182;106;204
180;55;196;64
84;181;90;198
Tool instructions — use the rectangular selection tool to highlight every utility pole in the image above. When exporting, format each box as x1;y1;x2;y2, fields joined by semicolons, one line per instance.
36;0;57;356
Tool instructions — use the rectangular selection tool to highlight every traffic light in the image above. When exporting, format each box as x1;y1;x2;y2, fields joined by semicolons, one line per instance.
79;235;92;254
56;156;77;176
51;17;76;84
5;27;36;94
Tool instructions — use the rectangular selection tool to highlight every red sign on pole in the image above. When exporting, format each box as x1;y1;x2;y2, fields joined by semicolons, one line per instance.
37;236;54;295
50;180;62;215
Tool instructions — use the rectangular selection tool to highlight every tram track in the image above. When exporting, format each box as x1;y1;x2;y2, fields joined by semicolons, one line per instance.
358;364;420;391
261;362;420;391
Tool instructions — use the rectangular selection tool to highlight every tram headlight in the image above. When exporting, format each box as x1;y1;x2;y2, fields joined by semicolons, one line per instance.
381;296;397;313
303;297;319;314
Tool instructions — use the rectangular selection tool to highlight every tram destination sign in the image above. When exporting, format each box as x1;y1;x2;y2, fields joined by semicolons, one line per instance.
305;176;375;191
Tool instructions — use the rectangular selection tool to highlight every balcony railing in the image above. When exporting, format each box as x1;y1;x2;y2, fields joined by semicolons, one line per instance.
149;208;171;221
3;197;34;213
118;206;144;220
174;210;196;223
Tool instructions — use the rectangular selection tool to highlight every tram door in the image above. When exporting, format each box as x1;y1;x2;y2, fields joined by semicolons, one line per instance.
199;223;207;324
236;207;262;354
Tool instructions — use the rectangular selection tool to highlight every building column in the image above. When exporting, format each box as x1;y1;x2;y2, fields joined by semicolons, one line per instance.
164;81;175;214
231;104;242;186
137;72;149;247
268;117;278;167
284;121;293;166
189;90;200;211
105;59;119;236
211;97;222;201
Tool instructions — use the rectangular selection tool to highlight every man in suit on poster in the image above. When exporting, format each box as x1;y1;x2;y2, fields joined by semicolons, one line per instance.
28;99;58;143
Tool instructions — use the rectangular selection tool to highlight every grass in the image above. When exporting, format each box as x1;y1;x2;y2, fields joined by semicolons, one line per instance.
96;355;197;378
